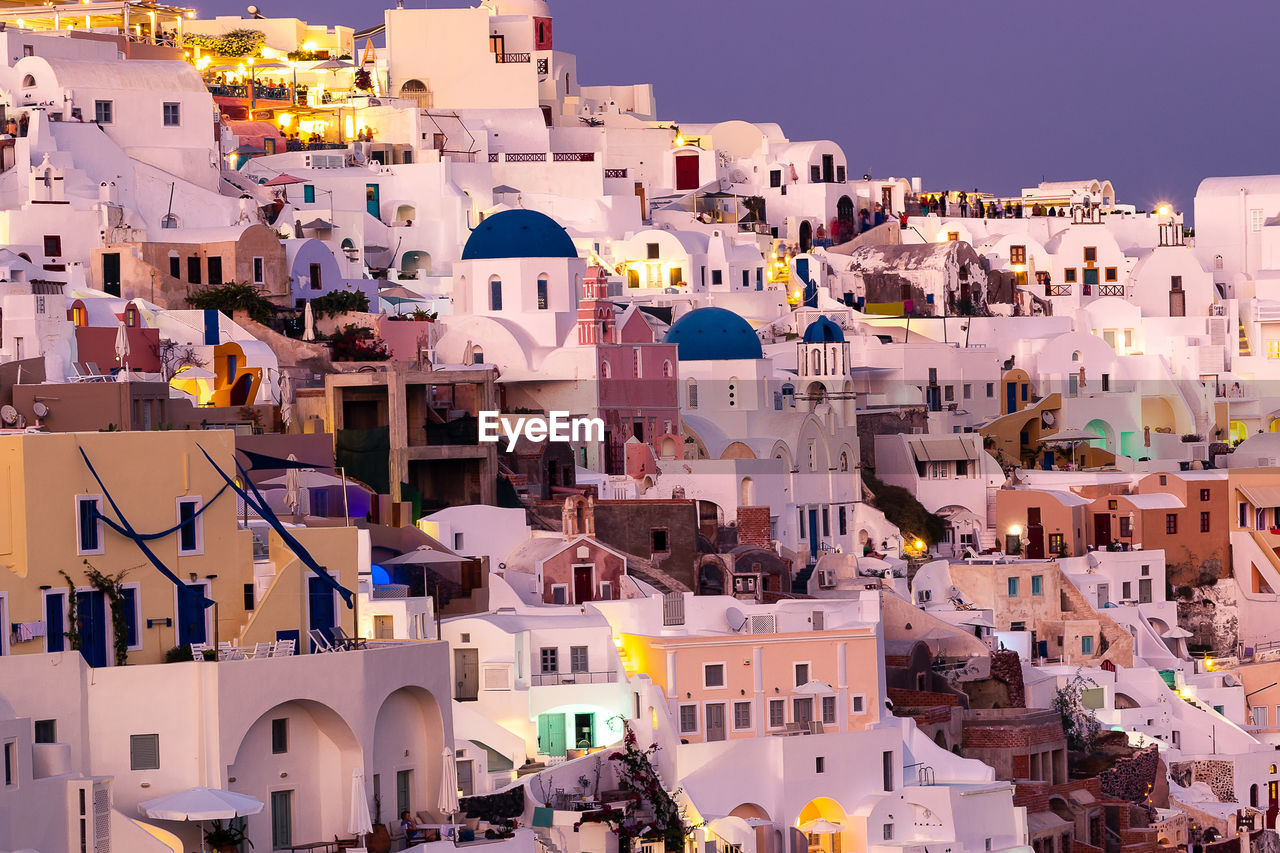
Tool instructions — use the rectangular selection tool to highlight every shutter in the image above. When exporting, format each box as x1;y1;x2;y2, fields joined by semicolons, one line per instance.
120;588;137;647
662;592;685;626
483;666;511;690
129;734;159;771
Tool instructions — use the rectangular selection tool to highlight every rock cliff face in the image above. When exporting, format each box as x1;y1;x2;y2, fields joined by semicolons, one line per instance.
1100;744;1160;803
1178;580;1239;655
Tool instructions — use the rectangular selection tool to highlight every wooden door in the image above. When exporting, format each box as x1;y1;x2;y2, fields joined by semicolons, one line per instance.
454;648;478;701
705;703;726;741
573;565;594;603
675;154;700;191
1092;513;1112;547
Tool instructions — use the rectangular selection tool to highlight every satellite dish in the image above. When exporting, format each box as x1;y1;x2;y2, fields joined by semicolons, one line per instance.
0;405;16;425
32;401;48;418
725;605;745;629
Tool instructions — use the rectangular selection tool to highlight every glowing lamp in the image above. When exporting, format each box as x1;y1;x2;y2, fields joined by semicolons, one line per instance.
1008;524;1023;537
277;113;293;128
912;539;925;551
1157;204;1172;217
674;134;685;147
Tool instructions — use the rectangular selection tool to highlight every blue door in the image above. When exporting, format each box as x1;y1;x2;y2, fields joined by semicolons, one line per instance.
1006;382;1017;414
76;591;108;667
808;509;819;562
365;183;380;218
45;594;65;653
177;584;207;647
307;576;336;651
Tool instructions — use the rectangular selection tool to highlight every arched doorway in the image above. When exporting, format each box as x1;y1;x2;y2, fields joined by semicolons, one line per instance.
799;220;813;252
837;196;854;228
729;804;776;853
372;686;447;823
229;699;362;850
797;798;848;853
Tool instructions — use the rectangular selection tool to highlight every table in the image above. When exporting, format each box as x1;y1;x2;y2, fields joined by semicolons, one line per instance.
286;842;340;852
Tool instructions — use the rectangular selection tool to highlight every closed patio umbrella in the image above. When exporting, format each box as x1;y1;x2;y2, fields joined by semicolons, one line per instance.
114;320;130;375
279;371;295;431
349;767;374;839
284;452;301;521
303;300;316;341
439;747;460;819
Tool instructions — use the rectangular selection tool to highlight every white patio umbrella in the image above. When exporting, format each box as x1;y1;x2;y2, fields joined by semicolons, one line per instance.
799;819;842;835
284;453;301;521
138;786;264;852
380;545;466;566
349;767;374;839
303;300;317;341
114;320;131;376
439;747;460;819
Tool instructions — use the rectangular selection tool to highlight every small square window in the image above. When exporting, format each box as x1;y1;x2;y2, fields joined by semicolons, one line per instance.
1084;247;1097;263
1105;267;1118;282
540;647;558;674
570;646;589;673
1063;268;1077;283
704;663;725;688
162;102;181;126
768;698;785;728
1200;489;1211;502
43;235;61;257
795;663;809;687
651;528;669;553
851;695;865;714
1007;577;1019;597
816;756;825;773
130;733;160;770
94;100;113;124
33;720;55;744
733;701;751;730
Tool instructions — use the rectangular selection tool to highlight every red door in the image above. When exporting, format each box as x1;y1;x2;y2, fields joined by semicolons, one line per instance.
1027;508;1045;559
675;154;700;191
1092;513;1112;548
573;566;594;604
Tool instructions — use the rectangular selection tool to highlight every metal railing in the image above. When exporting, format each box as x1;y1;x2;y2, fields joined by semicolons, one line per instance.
505;152;548;162
208;83;248;99
494;52;531;64
530;670;618;686
256;86;291;102
553;152;595;162
537;58;549;74
286;140;349;152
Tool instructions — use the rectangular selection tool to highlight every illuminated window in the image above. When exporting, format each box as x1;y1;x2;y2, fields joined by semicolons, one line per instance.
1268;341;1280;360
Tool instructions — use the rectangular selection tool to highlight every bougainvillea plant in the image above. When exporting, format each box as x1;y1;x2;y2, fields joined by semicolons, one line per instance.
577;719;690;852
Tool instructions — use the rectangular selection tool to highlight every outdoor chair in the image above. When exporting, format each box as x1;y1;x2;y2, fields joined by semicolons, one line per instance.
273;638;296;657
331;625;367;650
218;641;244;661
247;641;274;659
189;642;210;661
309;629;341;653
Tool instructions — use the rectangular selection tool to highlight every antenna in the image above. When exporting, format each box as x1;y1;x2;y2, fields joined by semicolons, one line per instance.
0;405;17;426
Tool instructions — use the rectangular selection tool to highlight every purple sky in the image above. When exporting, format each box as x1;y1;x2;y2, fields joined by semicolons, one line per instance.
209;0;1279;217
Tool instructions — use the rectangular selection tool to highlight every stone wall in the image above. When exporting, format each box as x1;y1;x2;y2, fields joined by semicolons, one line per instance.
1100;745;1160;804
1169;759;1236;804
990;649;1026;707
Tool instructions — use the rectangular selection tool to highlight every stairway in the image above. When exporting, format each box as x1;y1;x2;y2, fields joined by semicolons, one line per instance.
791;563;815;594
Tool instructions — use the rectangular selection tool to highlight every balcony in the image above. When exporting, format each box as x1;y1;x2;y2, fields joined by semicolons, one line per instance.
285;140;349;152
531;670;618;686
208;83;248;99
1096;284;1125;297
604;168;629;179
494;52;531;64
1047;284;1072;297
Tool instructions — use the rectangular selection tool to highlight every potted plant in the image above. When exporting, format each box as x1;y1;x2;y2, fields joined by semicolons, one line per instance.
367;792;391;853
205;820;253;853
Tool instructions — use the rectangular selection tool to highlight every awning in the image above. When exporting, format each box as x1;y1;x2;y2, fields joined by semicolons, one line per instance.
908;436;978;462
1238;484;1280;509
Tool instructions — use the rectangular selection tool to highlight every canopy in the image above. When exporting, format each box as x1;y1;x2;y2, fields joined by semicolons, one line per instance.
312;58;357;71
263;173;306;187
380;545;466;566
1038;429;1101;443
1162;626;1194;639
138;787;264;822
231;144;266;156
378;285;424;301
262;469;371;492
299;218;334;229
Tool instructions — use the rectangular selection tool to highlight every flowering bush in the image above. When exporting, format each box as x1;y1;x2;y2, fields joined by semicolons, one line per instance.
329;324;390;362
579;720;689;852
183;29;265;57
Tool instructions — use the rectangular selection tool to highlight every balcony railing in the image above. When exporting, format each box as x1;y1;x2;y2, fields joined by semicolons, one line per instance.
505;152;548;162
531;670;618;686
256;86;291;102
494;52;531;64
208;83;249;99
286;140;349;152
1096;284;1125;297
537;58;549;74
1047;284;1072;296
553;152;595;162
604;168;629;179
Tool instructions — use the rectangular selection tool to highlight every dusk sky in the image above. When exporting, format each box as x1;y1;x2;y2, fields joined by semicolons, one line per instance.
207;0;1280;218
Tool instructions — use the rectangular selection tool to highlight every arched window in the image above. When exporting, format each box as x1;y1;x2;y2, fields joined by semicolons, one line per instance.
1071;351;1081;362
536;276;549;309
488;276;502;311
662;360;673;378
69;303;86;327
687;379;698;409
21;74;35;88
124;306;139;328
840;451;849;472
601;361;611;380
633;348;642;378
471;345;484;365
812;350;822;374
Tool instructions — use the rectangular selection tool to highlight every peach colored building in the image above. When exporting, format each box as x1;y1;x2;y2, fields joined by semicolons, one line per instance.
995;489;1090;558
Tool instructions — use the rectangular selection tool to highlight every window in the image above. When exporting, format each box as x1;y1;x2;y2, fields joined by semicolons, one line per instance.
733;701;751;730
883;824;894;842
1010;621;1026;632
770;170;782;188
1083;247;1097;263
130;734;160;770
704;663;725;688
1064;267;1077;283
1031;575;1043;596
1105;267;1118;282
768;698;785;728
252;257;265;285
2;740;11;787
77;497;103;554
550;585;567;605
1049;533;1063;553
679;705;697;733
1101;374;1111;392
303;185;315;204
838;505;847;535
569;646;589;673
177;498;202;554
1165;514;1178;535
271;718;288;754
1200;488;1211;502
795;663;809;687
986;382;995;398
94;100;113;124
244;583;255;611
882;750;894;791
1251;208;1265;232
816;756;826;773
821;695;836;724
271;790;293;850
169;255;180;278
187;256;201;284
1007;577;1019;597
792;697;813;723
647;242;660;260
308;262;322;291
537;279;548;310
206;256;223;286
851;695;865;714
489;278;503;311
1241;502;1250;528
162;102;181;126
1119;516;1132;538
1010;245;1026;265
1122;581;1132;599
1201;512;1211;533
33;720;55;744
539;647;558;673
42;235;61;257
651;528;669;553
712;270;723;286
1082;267;1099;286
1256;706;1270;727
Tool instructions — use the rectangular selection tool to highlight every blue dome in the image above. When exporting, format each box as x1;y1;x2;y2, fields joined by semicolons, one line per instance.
665;307;763;361
461;209;579;261
802;315;844;343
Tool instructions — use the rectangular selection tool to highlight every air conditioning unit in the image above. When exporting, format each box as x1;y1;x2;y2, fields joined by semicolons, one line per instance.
818;569;836;589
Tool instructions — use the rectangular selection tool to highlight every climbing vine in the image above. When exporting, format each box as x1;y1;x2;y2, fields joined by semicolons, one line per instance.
580;718;690;852
75;561;133;667
58;570;81;652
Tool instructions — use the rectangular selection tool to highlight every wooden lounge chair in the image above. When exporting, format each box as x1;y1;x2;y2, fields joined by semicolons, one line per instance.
272;638;296;657
308;629;340;653
331;625;367;650
245;641;274;659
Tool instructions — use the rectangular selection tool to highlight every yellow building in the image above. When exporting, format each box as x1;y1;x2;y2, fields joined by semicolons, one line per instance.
0;430;358;665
